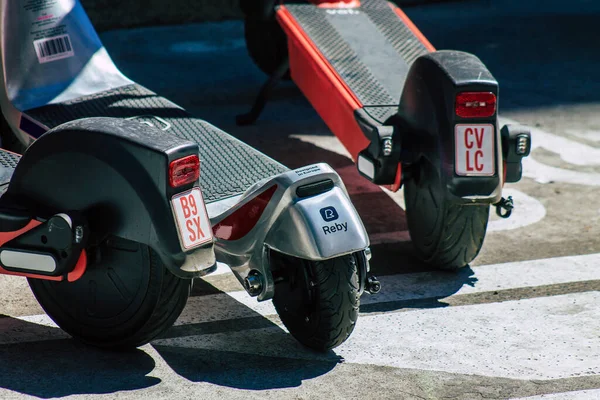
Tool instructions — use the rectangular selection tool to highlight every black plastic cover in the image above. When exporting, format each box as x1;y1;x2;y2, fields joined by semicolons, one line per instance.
3;117;205;278
398;50;501;202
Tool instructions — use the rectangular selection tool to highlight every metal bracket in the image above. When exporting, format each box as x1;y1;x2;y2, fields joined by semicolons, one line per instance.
495;196;514;219
356;247;381;295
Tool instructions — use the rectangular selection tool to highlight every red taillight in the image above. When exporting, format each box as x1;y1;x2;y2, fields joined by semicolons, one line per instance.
169;155;200;188
455;92;496;118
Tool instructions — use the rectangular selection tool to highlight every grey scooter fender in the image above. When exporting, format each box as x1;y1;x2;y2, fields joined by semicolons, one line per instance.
211;163;369;301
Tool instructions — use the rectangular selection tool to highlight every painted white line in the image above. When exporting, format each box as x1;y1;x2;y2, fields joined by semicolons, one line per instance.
156;291;600;381
16;314;57;328
512;389;600;400
499;117;600;186
566;129;600;143
6;253;600;347
499;118;600;167
487;188;546;232
178;252;600;326
360;252;600;306
523;157;600;186
210;262;233;276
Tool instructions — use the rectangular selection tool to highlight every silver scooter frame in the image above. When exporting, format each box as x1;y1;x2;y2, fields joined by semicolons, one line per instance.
0;0;371;296
209;163;369;301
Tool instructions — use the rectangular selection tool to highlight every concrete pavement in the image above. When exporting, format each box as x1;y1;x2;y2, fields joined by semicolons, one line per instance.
1;0;599;398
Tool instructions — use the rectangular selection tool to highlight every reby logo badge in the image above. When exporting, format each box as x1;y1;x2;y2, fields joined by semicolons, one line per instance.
320;206;339;222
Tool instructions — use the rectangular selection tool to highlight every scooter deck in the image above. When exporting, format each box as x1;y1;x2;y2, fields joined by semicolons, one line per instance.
281;0;433;124
24;84;288;204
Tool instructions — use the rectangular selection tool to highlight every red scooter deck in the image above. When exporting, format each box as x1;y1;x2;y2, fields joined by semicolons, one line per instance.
277;0;434;188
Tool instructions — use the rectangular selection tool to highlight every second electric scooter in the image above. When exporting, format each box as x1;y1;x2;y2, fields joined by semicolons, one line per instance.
0;0;379;351
239;0;532;271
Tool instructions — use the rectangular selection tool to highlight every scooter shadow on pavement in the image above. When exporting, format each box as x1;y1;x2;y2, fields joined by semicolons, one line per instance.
0;317;160;398
150;278;341;390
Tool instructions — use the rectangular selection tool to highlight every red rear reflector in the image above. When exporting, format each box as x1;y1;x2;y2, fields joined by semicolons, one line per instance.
169;155;200;188
455;92;496;118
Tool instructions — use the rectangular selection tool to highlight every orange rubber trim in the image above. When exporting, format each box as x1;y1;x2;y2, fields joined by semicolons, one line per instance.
278;5;363;111
389;3;436;52
0;219;87;281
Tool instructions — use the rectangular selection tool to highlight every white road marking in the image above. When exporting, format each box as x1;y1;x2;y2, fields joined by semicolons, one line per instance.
5;254;600;382
499;118;600;167
512;389;600;399
487;188;546;231
523;157;600;186
6;252;599;337
16;314;57;328
210;262;234;276
566;129;600;143
499;117;600;186
156;291;600;380
175;252;600;326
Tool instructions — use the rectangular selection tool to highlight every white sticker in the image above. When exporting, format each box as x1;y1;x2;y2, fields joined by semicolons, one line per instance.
171;188;213;250
33;34;74;64
455;124;495;176
294;164;323;177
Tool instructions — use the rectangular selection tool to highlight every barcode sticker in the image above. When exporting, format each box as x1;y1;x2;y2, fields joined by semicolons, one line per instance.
33;34;74;64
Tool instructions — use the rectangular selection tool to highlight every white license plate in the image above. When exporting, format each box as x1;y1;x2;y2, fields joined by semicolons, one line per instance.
171;188;213;250
455;124;495;176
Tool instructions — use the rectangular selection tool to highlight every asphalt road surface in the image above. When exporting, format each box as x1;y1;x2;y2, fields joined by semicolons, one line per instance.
1;0;599;399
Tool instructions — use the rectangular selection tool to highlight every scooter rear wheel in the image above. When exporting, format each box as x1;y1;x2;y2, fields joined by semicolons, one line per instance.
404;159;490;270
271;251;360;352
28;236;191;349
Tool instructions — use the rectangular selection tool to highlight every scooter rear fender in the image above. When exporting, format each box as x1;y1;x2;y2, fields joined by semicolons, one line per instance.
211;163;369;301
4;117;216;278
398;50;503;204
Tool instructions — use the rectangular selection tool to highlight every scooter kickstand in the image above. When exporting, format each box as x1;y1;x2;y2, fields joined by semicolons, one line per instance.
236;58;289;126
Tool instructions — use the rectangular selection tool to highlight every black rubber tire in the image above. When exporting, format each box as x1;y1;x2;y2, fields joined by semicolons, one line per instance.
243;16;291;79
271;251;360;352
28;236;191;349
404;159;490;270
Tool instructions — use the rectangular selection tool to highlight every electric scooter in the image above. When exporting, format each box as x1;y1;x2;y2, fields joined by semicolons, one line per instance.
0;0;379;351
238;0;532;270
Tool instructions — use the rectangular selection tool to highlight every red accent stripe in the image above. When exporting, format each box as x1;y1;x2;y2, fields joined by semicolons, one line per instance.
389;3;436;52
277;6;368;160
0;220;42;245
212;185;278;241
277;5;403;186
0;219;87;281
